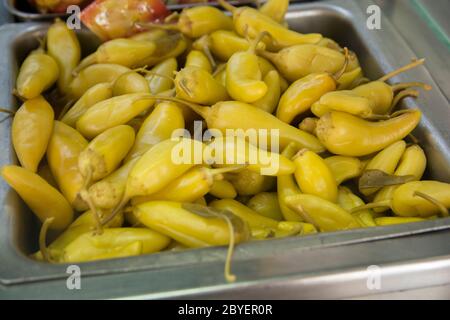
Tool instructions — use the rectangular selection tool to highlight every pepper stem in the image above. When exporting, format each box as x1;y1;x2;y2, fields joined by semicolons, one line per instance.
0;108;15;115
57;99;75;120
351;200;391;213
39;217;55;263
333;47;350;81
414;191;449;218
136;21;179;32
79;166;103;235
391;82;432;92
378;58;425;82
388;89;419;114
73;53;96;76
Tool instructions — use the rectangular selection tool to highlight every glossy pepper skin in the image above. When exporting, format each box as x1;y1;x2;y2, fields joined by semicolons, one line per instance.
187;100;325;152
47;18;81;94
209;179;238;199
277;73;337;124
277;143;303;222
311;90;374;118
391;181;450;218
175;67;228;105
293;149;338;203
62;228;171;263
68;63;131;99
1;165;73;230
126;101;185;161
253;70;281;113
285;194;360;232
61;82;113;128
259;0;289;23
112;71;150;96
225;36;268;103
76;93;155;139
46;121;88;211
12;96;54;173
134;201;249;248
337;186;376;227
375;217;425;226
316;110;421;156
260;44;344;82
16;48;60;100
324;156;363;185
147;58;178;94
78;125;135;181
75;38;157;71
219;0;321;51
373;145;427;212
185;50;213;73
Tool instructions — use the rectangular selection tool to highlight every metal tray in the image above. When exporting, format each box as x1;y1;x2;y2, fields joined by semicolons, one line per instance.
4;0;302;22
0;1;449;298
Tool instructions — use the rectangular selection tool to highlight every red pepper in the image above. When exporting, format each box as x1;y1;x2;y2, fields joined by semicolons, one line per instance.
80;0;170;40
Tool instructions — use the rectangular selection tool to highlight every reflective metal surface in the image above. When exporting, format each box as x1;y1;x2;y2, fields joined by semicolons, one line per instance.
0;0;449;299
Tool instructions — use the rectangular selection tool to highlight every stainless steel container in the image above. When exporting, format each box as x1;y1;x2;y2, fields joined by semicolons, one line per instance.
0;1;449;299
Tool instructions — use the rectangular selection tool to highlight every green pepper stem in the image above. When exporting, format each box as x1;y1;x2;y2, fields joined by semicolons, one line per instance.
39;217;55;263
351;200;391;213
135;21;179;32
391;82;432;92
388;89;419;114
79;166;104;235
378;58;425;82
149;95;210;119
414;191;449;218
0;108;15;115
57;99;75;120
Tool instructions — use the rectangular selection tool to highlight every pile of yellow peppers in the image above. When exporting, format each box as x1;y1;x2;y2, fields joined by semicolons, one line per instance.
2;0;449;281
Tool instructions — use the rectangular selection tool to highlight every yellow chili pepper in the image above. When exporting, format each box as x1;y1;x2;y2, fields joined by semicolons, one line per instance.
252;70;281;113
68;63;131;99
147;58;178;94
209;179;238;199
183;100;325;152
210;198;279;230
75;38;157;71
126;101;185;161
359;140;407;196
47;18;81;94
225;32;268;103
144;6;233;38
316;110;421;156
139;33;188;68
130;29;168;42
353;181;450;218
259;0;288;23
375;217;425;226
185;50;213;73
219;0;321;51
112;71;150;96
61;82;113;127
260;44;345;82
285;194;360;232
78;125;135;182
61;228;171;263
46;121;88;211
337;186;376;227
373;144;427;212
337;67;363;90
16;47;59;100
38;163;58;188
33;209;124;262
227;169;276;196
324;156;363;185
277;143;303;222
132;166;237;205
12;96;54;173
175;66;228;105
1;165;73;230
293;149;338;202
88;157;139;210
76;93;155;139
134;201;249;247
247;192;283;221
311;90;374;118
205;136;295;176
204;30;266;62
